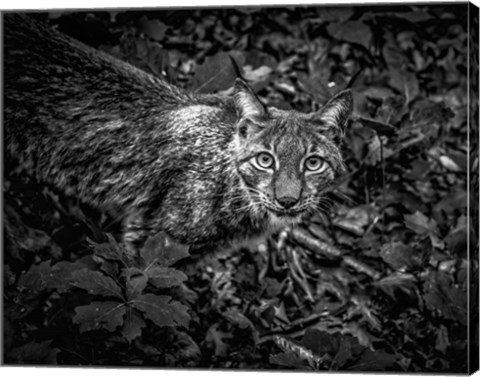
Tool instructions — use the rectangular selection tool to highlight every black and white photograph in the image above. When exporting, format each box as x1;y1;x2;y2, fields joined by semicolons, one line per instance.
2;1;479;373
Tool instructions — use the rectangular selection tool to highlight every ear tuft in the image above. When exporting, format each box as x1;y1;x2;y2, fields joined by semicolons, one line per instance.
233;78;266;120
310;89;353;135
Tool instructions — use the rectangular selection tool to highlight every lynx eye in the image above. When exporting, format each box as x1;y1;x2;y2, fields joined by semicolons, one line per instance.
304;156;326;172
255;152;275;169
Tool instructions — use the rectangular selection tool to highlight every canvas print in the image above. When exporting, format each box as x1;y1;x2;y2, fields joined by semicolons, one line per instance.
2;3;479;373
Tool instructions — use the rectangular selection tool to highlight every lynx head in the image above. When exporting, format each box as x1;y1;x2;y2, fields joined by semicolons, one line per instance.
232;78;352;229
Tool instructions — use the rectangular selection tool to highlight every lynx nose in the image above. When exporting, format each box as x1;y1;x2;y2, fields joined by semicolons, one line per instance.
276;196;299;210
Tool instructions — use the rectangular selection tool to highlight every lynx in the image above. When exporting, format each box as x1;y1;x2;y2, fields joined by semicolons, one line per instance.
4;13;353;251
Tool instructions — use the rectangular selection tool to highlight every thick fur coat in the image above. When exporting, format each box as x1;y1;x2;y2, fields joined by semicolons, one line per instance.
4;14;352;249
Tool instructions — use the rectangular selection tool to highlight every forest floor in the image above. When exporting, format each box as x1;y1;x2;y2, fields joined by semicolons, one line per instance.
3;4;478;372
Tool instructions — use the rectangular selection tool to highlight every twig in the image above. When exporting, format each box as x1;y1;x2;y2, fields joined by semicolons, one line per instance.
290;227;342;259
286;246;314;302
342;255;381;280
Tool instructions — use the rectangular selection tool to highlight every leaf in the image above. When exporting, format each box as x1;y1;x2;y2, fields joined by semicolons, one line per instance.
347;297;382;331
4;203;62;259
88;234;129;264
298;77;331;107
47;260;92;293
333;334;365;369
405;157;431;181
365;134;382;166
439;155;462;172
379;242;422;271
404;211;438;236
434;324;450;354
132;293;190;328
205;325;232;357
243;65;272;83
18;258;97;295
272;335;323;369
432;187;467;224
70;269;123;299
244;50;278;70
17;260;52;293
341;322;378;349
404;211;445;249
357;116;396;137
444;219;468;256
140;231;190;268
139;17;167;41
382;30;409;66
269;351;310;369
373;272;417;300
173;332;202;365
362;86;396;101
395;10;433;23
327;21;372;48
319;7;354;22
122;308;146;342
404;211;444;248
7;340;59;364
350;348;398;371
224;308;255;330
332;205;379;236
73;301;126;333
423;271;467;325
146;266;188;288
389;69;419;103
410;99;454;138
192;51;245;93
447;150;468;172
300;329;368;369
301;329;341;356
93;255;120;278
223;308;259;344
124;267;148;299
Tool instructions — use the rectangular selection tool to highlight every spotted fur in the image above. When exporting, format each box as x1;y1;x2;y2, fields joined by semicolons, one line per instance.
4;14;353;250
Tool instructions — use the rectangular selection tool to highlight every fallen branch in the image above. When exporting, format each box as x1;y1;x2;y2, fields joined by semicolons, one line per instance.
290;228;342;260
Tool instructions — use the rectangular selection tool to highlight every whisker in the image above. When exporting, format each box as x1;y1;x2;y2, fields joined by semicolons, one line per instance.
327;190;354;205
232;201;262;213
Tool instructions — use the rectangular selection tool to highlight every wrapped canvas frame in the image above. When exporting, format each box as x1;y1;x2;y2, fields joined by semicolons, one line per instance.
2;2;479;373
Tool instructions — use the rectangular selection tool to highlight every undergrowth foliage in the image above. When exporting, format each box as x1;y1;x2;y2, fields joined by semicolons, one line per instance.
6;232;190;363
3;4;478;371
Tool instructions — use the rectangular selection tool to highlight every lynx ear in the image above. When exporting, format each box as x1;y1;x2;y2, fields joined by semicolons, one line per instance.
310;89;353;135
233;78;266;120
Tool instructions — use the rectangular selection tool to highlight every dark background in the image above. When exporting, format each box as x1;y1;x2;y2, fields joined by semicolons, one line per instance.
3;4;478;372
